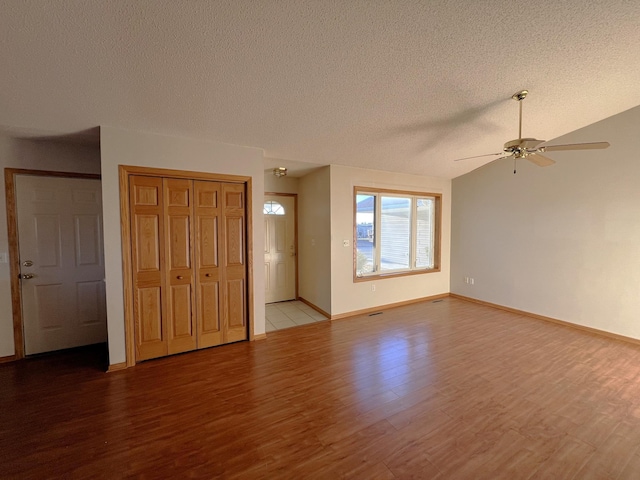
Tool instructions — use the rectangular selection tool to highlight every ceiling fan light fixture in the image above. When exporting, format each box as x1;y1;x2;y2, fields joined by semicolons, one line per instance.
273;167;288;177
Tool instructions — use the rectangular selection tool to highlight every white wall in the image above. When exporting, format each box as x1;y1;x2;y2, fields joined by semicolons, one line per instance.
330;164;451;315
0;135;100;358
298;166;331;313
451;105;640;339
100;126;265;366
264;173;298;194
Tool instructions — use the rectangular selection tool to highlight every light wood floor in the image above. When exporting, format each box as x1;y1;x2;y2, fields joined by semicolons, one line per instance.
2;297;640;479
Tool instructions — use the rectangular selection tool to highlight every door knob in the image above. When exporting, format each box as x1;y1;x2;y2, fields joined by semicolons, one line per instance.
205;273;212;277
19;273;35;279
177;275;184;279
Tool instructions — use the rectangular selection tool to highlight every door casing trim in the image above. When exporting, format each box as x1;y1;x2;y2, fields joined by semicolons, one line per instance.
119;165;255;368
4;168;101;361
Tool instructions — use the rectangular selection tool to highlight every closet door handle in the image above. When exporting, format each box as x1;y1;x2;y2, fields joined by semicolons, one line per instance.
205;273;212;277
176;275;183;279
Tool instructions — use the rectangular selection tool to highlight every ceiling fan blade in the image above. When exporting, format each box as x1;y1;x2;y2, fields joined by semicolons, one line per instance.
541;141;610;152
453;152;503;162
527;153;556;167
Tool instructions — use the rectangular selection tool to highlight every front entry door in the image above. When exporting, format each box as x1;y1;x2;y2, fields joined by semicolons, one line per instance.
15;175;107;355
264;195;296;303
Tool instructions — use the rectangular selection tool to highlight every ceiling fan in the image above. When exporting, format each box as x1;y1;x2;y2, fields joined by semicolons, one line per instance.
454;90;610;173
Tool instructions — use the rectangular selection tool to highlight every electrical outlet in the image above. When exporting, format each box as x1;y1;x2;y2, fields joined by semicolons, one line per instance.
343;239;349;247
0;253;7;263
371;284;376;292
470;278;474;285
464;276;469;284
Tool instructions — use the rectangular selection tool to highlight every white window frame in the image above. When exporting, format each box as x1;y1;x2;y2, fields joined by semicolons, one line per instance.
353;187;441;281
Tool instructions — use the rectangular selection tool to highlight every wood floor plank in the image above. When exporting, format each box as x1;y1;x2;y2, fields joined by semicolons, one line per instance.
575;432;639;480
3;297;640;478
528;436;595;480
618;452;640;480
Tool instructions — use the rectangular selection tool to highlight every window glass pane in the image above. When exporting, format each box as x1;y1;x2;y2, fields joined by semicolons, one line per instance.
263;201;285;215
356;194;375;275
380;196;411;271
416;197;435;268
354;187;440;278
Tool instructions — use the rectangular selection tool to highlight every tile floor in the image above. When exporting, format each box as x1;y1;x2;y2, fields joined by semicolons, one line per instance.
265;300;328;332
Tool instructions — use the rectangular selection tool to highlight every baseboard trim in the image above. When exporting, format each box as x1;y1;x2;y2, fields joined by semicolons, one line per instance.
107;362;127;373
253;333;267;341
330;293;450;321
297;297;331;319
0;354;17;364
450;293;640;347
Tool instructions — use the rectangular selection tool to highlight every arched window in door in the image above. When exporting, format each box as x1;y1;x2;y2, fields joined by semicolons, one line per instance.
263;201;285;215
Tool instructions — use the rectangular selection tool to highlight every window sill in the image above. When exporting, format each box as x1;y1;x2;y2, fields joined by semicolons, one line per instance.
354;267;441;283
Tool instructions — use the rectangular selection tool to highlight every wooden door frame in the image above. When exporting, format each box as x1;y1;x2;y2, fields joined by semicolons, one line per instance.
264;192;299;300
4;168;101;362
120;165;255;367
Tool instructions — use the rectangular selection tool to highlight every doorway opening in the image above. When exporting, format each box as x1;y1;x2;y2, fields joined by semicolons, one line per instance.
5;169;107;365
264;193;297;304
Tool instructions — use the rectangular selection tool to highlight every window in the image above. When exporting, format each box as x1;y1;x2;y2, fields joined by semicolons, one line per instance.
263;200;285;215
354;187;441;279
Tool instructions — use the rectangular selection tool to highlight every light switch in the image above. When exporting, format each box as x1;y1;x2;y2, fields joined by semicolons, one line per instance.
0;253;7;263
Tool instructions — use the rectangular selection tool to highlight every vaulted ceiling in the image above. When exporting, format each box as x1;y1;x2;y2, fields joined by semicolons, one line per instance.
1;1;639;178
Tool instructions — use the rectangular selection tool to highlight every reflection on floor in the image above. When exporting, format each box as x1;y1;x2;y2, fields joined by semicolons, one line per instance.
265;300;328;332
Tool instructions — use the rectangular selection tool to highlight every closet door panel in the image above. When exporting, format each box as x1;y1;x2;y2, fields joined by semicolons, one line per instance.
164;178;197;354
194;181;223;347
225;278;246;342
135;216;161;271
168;216;191;268
199;281;221;343
137;287;162;342
170;284;193;336
225;216;244;266
222;183;248;343
130;176;167;361
198;216;218;267
128;174;250;362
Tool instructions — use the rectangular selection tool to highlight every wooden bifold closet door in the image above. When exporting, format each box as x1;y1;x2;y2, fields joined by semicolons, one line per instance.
129;175;248;361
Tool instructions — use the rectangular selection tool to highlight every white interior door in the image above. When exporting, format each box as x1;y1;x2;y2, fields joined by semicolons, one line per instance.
16;175;107;355
264;195;296;303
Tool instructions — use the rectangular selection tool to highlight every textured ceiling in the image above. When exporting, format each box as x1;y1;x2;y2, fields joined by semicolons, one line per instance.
1;1;639;179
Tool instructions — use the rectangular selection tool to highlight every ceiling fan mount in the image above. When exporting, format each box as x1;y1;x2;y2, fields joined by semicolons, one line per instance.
454;89;610;172
511;89;528;101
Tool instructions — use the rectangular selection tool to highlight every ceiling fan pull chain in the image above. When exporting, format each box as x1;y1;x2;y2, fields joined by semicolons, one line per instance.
514;157;517;174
